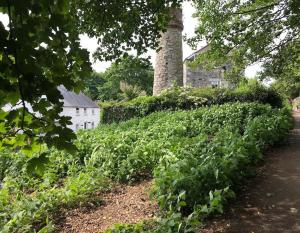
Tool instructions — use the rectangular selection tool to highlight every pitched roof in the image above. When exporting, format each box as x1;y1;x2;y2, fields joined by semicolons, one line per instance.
58;85;99;108
184;44;210;62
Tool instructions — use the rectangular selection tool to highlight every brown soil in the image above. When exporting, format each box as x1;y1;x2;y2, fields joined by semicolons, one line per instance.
200;112;300;233
55;180;158;233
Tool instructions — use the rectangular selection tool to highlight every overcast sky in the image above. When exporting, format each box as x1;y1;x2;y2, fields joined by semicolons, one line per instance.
0;2;260;77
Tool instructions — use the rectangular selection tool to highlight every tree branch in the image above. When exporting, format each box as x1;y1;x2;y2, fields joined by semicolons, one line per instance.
233;2;280;15
7;0;26;130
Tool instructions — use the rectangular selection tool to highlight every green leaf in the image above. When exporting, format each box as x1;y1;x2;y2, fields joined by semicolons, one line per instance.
27;153;50;177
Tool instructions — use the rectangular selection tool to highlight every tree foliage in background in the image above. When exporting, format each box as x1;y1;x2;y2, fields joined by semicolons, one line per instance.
83;72;106;100
265;38;300;98
270;64;300;99
0;0;91;152
71;0;182;61
102;56;154;100
85;56;154;101
191;0;300;84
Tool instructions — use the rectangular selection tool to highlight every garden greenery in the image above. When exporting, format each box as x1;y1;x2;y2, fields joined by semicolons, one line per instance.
0;102;292;232
100;84;282;124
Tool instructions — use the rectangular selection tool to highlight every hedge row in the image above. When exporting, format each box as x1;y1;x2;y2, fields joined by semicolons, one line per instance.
100;84;282;124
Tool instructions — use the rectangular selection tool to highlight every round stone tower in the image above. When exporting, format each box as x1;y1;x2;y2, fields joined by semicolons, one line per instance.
153;8;183;96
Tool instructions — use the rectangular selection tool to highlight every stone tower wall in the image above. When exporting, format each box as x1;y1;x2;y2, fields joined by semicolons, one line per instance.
153;8;183;96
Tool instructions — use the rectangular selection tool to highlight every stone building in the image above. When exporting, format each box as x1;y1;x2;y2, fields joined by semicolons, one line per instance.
153;8;183;95
183;45;231;88
153;8;231;95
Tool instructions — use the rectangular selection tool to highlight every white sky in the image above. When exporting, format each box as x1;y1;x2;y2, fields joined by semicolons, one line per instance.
0;2;260;77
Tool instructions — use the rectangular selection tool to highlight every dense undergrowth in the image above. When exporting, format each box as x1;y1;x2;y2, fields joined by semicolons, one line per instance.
0;102;292;232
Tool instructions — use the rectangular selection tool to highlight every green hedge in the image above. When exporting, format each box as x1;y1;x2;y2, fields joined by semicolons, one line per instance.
100;84;282;124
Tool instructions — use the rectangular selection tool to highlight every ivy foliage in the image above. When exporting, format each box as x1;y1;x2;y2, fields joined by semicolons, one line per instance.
0;0;91;152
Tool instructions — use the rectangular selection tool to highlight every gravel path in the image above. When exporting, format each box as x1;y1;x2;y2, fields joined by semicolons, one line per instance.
201;112;300;233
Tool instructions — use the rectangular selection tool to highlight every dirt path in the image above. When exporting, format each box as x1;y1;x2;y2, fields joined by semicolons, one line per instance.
201;112;300;233
55;180;157;233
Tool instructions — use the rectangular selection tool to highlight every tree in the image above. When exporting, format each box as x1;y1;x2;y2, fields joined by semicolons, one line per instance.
190;0;300;80
263;37;300;98
0;0;182;152
101;55;154;100
272;78;300;99
71;0;182;61
0;1;91;152
87;56;154;102
83;72;105;100
269;53;300;99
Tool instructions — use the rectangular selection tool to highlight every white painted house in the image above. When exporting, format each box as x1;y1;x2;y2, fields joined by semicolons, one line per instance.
58;86;100;131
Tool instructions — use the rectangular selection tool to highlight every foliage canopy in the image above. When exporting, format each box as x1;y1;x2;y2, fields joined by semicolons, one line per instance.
102;55;154;100
0;0;91;152
0;0;181;151
72;0;182;61
191;0;300;82
83;56;154;101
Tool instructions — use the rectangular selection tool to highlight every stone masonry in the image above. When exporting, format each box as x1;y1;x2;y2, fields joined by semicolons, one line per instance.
183;45;230;88
154;9;231;94
153;8;183;96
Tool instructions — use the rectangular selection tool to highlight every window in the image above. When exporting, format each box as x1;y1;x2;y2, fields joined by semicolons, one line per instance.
84;108;87;115
91;122;94;129
221;66;227;78
84;122;87;129
211;80;219;88
92;109;95;115
76;108;80;115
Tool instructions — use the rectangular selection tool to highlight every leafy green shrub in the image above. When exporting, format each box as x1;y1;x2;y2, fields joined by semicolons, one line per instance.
105;222;150;233
0;151;11;182
86;103;274;182
0;169;107;233
105;212;199;233
100;84;282;124
0;148;108;233
152;107;292;217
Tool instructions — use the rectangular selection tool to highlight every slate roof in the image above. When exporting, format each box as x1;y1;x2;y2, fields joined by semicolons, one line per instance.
184;44;210;62
58;85;99;108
